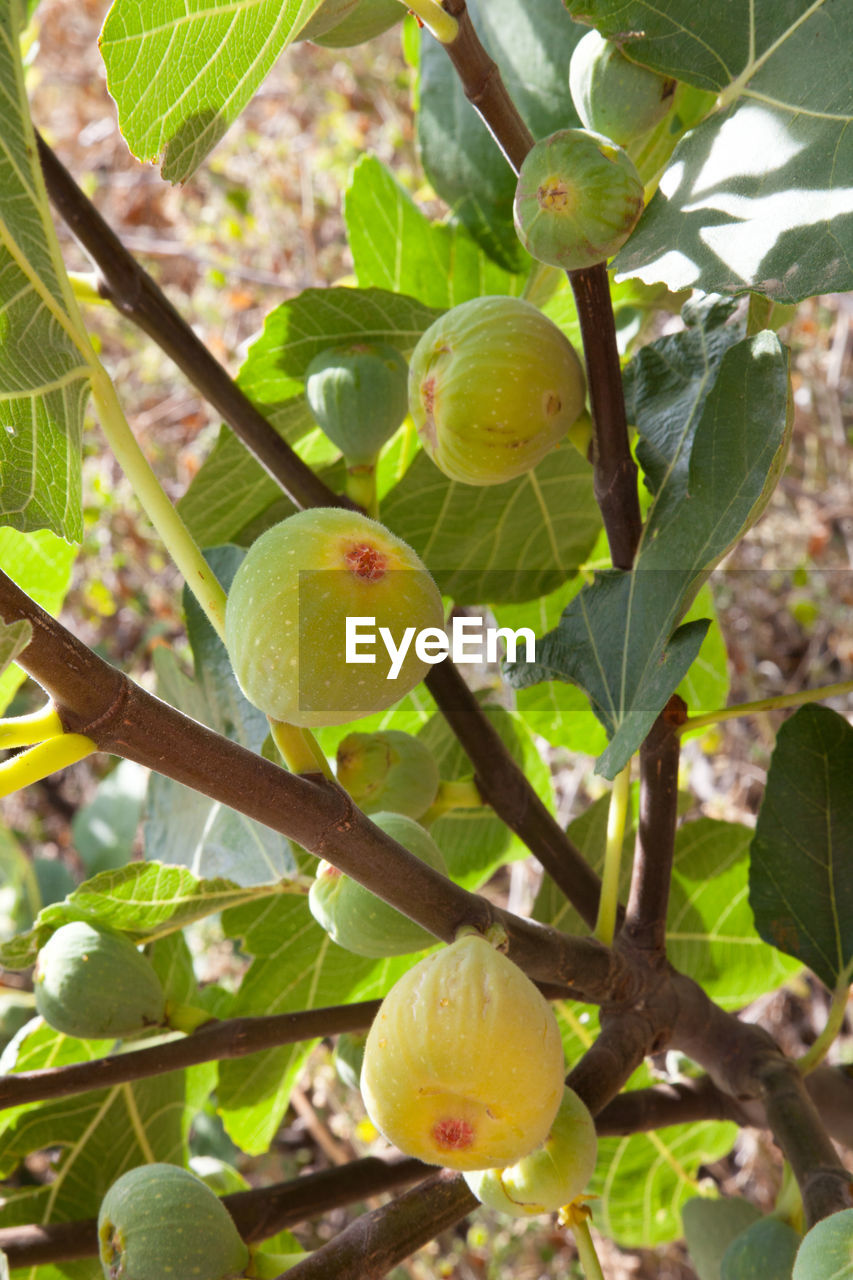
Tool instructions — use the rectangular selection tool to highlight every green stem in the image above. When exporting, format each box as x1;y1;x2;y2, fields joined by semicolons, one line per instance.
567;1210;605;1280
0;734;96;798
269;719;333;779
89;365;228;641
421;776;485;825
681;680;853;734
398;0;459;42
344;461;379;518
594;760;632;947
0;704;63;748
797;973;852;1076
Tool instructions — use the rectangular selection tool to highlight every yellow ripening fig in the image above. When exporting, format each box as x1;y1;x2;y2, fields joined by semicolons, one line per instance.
360;932;565;1171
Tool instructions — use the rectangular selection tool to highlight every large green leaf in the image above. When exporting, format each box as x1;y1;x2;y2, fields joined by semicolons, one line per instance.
177;288;441;547
99;0;329;182
417;0;584;269
0;0;91;541
564;0;853;301
0;529;77;713
382;446;601;605
508;324;791;777
749;705;853;991
145;547;296;886
218;895;414;1153
344;156;524;305
0;862;267;971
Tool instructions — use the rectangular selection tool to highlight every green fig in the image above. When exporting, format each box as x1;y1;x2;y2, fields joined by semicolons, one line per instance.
305;342;409;465
98;1162;249;1280
408;296;586;486
360;932;565;1171
311;0;403;48
463;1086;597;1215
721;1217;801;1280
336;729;440;818
34;921;166;1040
309;811;448;957
793;1208;853;1280
513;128;644;271
569;30;677;149
224;508;444;727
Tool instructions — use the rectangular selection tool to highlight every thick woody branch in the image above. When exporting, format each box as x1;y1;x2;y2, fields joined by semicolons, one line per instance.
622;694;687;952
35;135;606;931
0;1005;381;1111
36;136;346;514
0;571;614;999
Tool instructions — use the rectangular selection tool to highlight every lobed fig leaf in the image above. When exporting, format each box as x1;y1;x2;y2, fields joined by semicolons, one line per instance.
34;921;166;1040
309;811;448;957
310;0;403;48
463;1086;597;1216
97;1162;249;1280
569;30;677;149
360;932;565;1170
514;129;644;271
224;508;444;727
305;342;409;465
335;729;440;818
409;296;586;486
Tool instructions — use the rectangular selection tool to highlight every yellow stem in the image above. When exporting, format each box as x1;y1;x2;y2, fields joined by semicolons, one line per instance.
681;679;853;734
0;734;97;798
269;719;333;779
594;760;632;947
421;776;484;825
559;1203;604;1280
0;704;64;748
397;0;458;42
797;974;852;1076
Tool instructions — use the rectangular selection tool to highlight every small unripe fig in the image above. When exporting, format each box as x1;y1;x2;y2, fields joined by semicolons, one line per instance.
309;811;448;957
224;508;444;727
305;342;409;465
97;1162;249;1280
513;129;644;271
409;296;586;486
334;1031;368;1091
311;0;403;47
569;30;677;148
336;729;440;818
463;1086;597;1215
296;0;360;41
360;932;565;1170
34;922;166;1040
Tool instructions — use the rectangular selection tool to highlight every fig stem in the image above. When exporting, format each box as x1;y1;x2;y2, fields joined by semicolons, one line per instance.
798;972;853;1076
400;0;459;44
0;733;96;799
0;703;63;748
421;776;484;824
270;719;333;779
680;678;853;733
344;460;379;518
593;759;632;947
566;1207;605;1280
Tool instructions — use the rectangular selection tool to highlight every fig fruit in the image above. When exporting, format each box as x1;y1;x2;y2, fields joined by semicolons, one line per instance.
409;296;586;486
336;729;440;818
296;0;360;41
34;921;166;1040
793;1207;853;1279
311;0;402;46
224;508;444;727
463;1086;597;1215
569;30;677;148
513;129;644;271
360;932;565;1170
305;342;409;465
309;811;448;957
97;1162;249;1280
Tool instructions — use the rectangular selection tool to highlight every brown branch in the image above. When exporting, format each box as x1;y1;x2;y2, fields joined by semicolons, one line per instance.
34;135;609;934
426;660;603;930
568;264;643;569
621;694;687;952
278;1170;478;1280
36;135;347;515
0;1005;381;1111
0;570;615;1000
0;1155;427;1268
